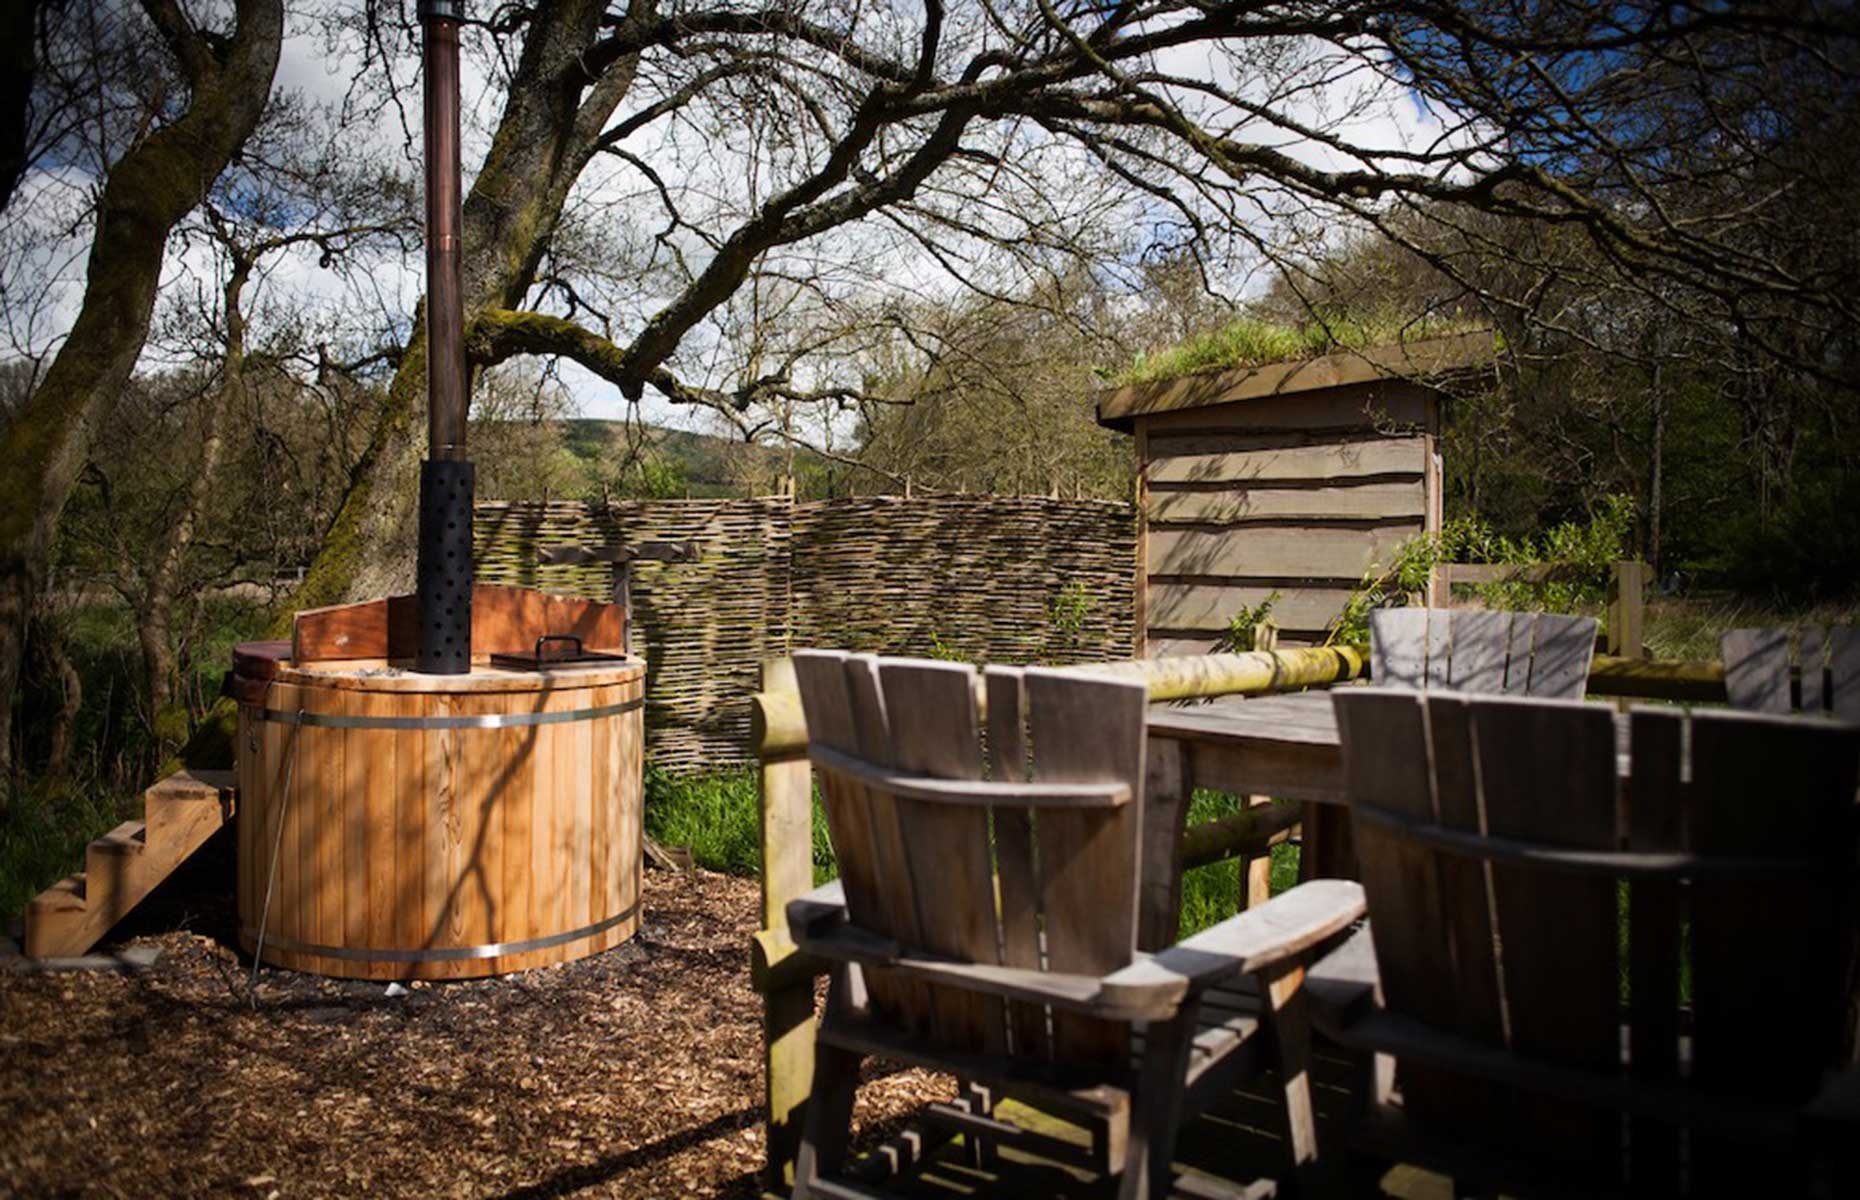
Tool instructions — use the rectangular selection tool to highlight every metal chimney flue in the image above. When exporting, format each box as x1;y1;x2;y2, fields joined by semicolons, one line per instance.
415;0;472;674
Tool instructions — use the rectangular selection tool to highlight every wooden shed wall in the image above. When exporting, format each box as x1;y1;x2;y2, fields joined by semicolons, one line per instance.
1136;379;1441;653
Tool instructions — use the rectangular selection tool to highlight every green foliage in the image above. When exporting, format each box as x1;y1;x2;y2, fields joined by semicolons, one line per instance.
1176;789;1301;936
1049;581;1093;640
1330;495;1636;644
1720;472;1860;604
0;774;141;916
642;764;836;884
1216;592;1279;653
1113;312;1487;387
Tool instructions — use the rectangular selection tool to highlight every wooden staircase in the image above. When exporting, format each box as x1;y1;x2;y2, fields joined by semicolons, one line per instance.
24;768;235;959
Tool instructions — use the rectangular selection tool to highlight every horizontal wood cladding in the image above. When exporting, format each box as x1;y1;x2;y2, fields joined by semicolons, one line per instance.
1149;522;1421;582
1146;480;1424;524
1147;584;1357;635
1137;380;1432;436
1147;436;1428;485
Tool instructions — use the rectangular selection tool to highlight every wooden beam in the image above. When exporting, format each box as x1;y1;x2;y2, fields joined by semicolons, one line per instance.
1146;438;1427;485
1146;481;1424;524
1149;523;1421;582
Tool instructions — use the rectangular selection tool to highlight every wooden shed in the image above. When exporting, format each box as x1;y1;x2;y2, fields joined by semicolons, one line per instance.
1097;332;1494;653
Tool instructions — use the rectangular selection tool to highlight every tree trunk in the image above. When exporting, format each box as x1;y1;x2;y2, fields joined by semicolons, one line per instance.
139;258;249;749
0;0;282;781
1647;359;1665;577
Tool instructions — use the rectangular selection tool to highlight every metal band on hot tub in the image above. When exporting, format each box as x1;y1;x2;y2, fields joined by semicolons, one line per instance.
254;695;642;730
241;902;640;963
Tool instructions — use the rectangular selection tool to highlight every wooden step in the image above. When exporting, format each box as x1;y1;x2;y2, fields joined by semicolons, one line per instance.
23;769;236;959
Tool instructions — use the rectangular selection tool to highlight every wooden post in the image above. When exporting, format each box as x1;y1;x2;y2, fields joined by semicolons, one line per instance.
751;657;824;1194
1607;560;1648;660
1239;623;1279;909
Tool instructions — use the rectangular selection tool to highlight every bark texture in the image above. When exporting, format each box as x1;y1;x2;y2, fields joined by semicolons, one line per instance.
0;0;283;779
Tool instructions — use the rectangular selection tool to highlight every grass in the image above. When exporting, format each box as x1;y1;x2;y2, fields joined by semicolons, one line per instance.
1641;595;1860;661
646;767;1294;935
1111;312;1488;388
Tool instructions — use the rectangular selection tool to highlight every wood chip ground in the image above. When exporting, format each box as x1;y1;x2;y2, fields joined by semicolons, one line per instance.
0;866;947;1198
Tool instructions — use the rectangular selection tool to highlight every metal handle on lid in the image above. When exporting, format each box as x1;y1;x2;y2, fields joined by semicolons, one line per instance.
535;634;584;662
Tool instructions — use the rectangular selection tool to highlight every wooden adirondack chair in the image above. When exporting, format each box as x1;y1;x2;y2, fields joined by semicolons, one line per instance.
1370;608;1597;698
1722;626;1860;716
1308;688;1860;1196
785;651;1367;1200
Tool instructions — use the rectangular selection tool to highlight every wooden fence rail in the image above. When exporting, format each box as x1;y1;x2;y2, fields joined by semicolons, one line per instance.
746;641;1729;1190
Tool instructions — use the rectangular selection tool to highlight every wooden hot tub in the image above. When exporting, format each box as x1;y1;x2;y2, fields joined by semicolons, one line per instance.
230;587;645;980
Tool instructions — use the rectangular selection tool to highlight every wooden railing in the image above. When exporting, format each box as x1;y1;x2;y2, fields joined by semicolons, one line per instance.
745;641;1728;1189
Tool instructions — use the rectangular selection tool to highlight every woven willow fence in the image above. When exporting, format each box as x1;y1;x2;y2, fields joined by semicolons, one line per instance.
475;496;1136;771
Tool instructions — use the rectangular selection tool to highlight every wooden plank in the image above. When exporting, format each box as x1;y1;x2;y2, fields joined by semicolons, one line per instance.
1832;627;1860;719
1445;609;1510;693
1475;696;1621;1173
1503;611;1539;694
1801;626;1826;714
364;693;397;960
1137;379;1434;436
1626;708;1683;1193
1136;737;1188;955
1144;585;1355;638
984;667;1050;1061
1368;609;1428;689
1722;627;1791;712
1150;522;1420;582
1687;710;1859;1189
1331;690;1462;1131
290;584;626;663
501;694;535;971
395;691;426;972
1145;480;1424;524
1524;613;1599;699
792;651;915;1029
879;658;1005;1055
1024;667;1147;1068
1146;437;1427;485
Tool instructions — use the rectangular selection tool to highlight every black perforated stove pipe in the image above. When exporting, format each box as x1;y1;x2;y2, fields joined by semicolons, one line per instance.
415;0;472;674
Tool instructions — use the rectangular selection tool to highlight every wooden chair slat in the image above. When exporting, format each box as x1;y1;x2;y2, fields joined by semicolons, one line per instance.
1525;613;1599;699
1024;667;1146;1068
881;659;1005;1056
795;651;909;1025
1722;627;1791;712
1626;708;1684;1194
1423;608;1452;691
1446;610;1510;693
984;667;1050;1060
1687;709;1860;1188
1473;696;1621;1173
1503;611;1539;694
1330;692;1457;1042
842;654;939;1039
1801;626;1826;714
1369;608;1428;690
1830;627;1860;719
